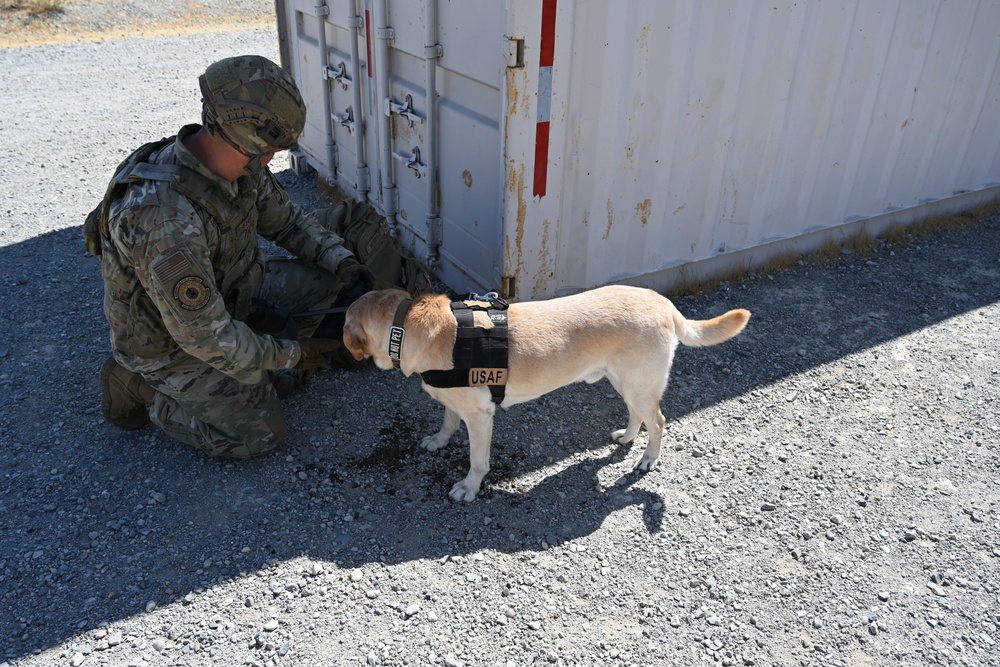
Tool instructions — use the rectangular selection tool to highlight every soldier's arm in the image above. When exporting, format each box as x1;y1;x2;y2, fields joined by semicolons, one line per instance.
132;212;300;384
253;168;354;273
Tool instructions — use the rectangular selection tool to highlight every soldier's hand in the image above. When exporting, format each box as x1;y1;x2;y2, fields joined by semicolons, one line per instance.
294;338;344;371
335;259;375;298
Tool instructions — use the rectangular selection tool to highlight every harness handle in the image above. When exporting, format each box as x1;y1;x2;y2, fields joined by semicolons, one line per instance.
467;291;509;310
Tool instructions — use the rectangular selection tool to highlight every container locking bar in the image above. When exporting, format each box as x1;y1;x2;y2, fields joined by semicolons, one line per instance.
384;94;424;126
392;146;428;179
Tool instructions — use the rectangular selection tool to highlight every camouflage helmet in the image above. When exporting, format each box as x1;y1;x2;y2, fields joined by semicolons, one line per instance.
199;55;306;168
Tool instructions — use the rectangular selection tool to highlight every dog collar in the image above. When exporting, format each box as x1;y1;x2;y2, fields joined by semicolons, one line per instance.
388;298;412;367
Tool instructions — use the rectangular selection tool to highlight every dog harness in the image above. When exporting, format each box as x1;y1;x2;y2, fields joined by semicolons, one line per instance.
389;293;510;405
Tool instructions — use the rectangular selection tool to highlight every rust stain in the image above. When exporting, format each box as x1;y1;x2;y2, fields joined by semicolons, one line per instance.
532;218;554;297
503;161;527;282
581;211;590;229
900;118;909;130
672;204;686;215
636;199;652;226
462;169;473;189
603;199;614;241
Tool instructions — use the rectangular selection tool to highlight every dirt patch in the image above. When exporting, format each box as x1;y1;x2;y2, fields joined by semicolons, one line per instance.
0;0;273;48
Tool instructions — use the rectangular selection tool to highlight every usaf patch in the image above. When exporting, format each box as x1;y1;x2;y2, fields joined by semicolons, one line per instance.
174;276;210;310
469;368;507;386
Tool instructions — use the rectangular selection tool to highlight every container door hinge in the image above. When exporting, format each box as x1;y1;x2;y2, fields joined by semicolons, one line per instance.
289;149;313;175
427;215;443;248
424;44;443;59
383;186;399;216
384;93;424;126
507;37;526;68
356;166;370;193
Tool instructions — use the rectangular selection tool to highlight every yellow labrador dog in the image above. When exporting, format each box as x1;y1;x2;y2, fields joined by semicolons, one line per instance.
344;285;750;501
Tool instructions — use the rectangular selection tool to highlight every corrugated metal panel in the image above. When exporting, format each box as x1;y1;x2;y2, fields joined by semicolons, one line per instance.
502;0;1000;298
279;1;1000;300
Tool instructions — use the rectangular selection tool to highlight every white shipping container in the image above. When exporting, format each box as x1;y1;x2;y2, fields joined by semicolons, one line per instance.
276;0;1000;299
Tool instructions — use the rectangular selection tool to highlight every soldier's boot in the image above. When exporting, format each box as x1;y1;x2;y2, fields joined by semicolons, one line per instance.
269;369;306;399
100;356;155;430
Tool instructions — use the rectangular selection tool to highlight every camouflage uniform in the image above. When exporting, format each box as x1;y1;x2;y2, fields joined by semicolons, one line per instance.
100;124;353;458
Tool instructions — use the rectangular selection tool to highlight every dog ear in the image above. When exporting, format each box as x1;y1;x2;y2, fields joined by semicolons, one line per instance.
342;317;368;360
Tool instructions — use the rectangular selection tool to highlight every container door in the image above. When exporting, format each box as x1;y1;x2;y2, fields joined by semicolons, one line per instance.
279;0;508;295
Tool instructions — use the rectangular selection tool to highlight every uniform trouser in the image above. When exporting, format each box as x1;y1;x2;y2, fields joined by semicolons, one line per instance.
142;258;344;458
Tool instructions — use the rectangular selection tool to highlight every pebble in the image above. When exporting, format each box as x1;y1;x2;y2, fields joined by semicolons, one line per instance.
927;582;948;597
263;619;279;631
878;591;890;602
760;503;778;512
349;569;363;582
151;639;166;651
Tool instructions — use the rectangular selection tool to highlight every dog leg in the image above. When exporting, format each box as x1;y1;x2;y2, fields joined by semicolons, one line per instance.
634;404;666;471
449;407;495;502
420;406;461;452
611;404;643;445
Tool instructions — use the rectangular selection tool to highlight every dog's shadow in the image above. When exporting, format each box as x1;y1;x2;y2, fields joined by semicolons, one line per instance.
334;425;665;568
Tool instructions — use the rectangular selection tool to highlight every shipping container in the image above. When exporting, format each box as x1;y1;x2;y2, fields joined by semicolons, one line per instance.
275;0;1000;299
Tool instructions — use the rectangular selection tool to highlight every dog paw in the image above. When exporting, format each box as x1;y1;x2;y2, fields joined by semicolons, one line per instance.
449;479;481;502
611;428;635;445
420;434;449;452
633;452;659;471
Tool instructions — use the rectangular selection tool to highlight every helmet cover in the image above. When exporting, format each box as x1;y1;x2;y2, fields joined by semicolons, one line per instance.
199;55;306;159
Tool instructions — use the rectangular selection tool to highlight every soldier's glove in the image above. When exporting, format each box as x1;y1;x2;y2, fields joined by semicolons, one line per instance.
294;338;344;372
335;259;375;304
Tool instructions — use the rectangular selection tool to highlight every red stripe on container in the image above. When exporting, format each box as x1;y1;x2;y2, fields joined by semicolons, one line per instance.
365;10;373;78
533;121;551;197
539;0;557;67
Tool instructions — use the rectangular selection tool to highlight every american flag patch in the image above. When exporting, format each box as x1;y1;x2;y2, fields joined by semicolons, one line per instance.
152;251;190;284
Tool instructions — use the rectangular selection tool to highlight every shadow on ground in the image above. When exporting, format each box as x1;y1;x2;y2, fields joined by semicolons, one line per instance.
0;208;997;659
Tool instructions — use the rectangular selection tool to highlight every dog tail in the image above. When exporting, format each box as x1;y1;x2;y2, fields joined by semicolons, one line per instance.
674;308;751;347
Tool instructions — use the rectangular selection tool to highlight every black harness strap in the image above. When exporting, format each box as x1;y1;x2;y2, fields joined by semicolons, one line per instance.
420;298;509;404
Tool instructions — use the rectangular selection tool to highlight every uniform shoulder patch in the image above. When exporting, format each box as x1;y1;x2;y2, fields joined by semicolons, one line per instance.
173;276;210;310
151;249;212;312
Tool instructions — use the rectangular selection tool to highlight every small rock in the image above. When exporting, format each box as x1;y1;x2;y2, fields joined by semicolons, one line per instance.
927;582;948;597
760;503;778;512
263;619;279;632
151;639;166;651
403;603;421;618
878;591;890;602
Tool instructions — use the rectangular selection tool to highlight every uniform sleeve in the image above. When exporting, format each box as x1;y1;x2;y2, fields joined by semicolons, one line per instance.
254;168;354;270
132;211;301;384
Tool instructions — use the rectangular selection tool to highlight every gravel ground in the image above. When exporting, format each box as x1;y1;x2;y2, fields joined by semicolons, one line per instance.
2;8;1000;667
